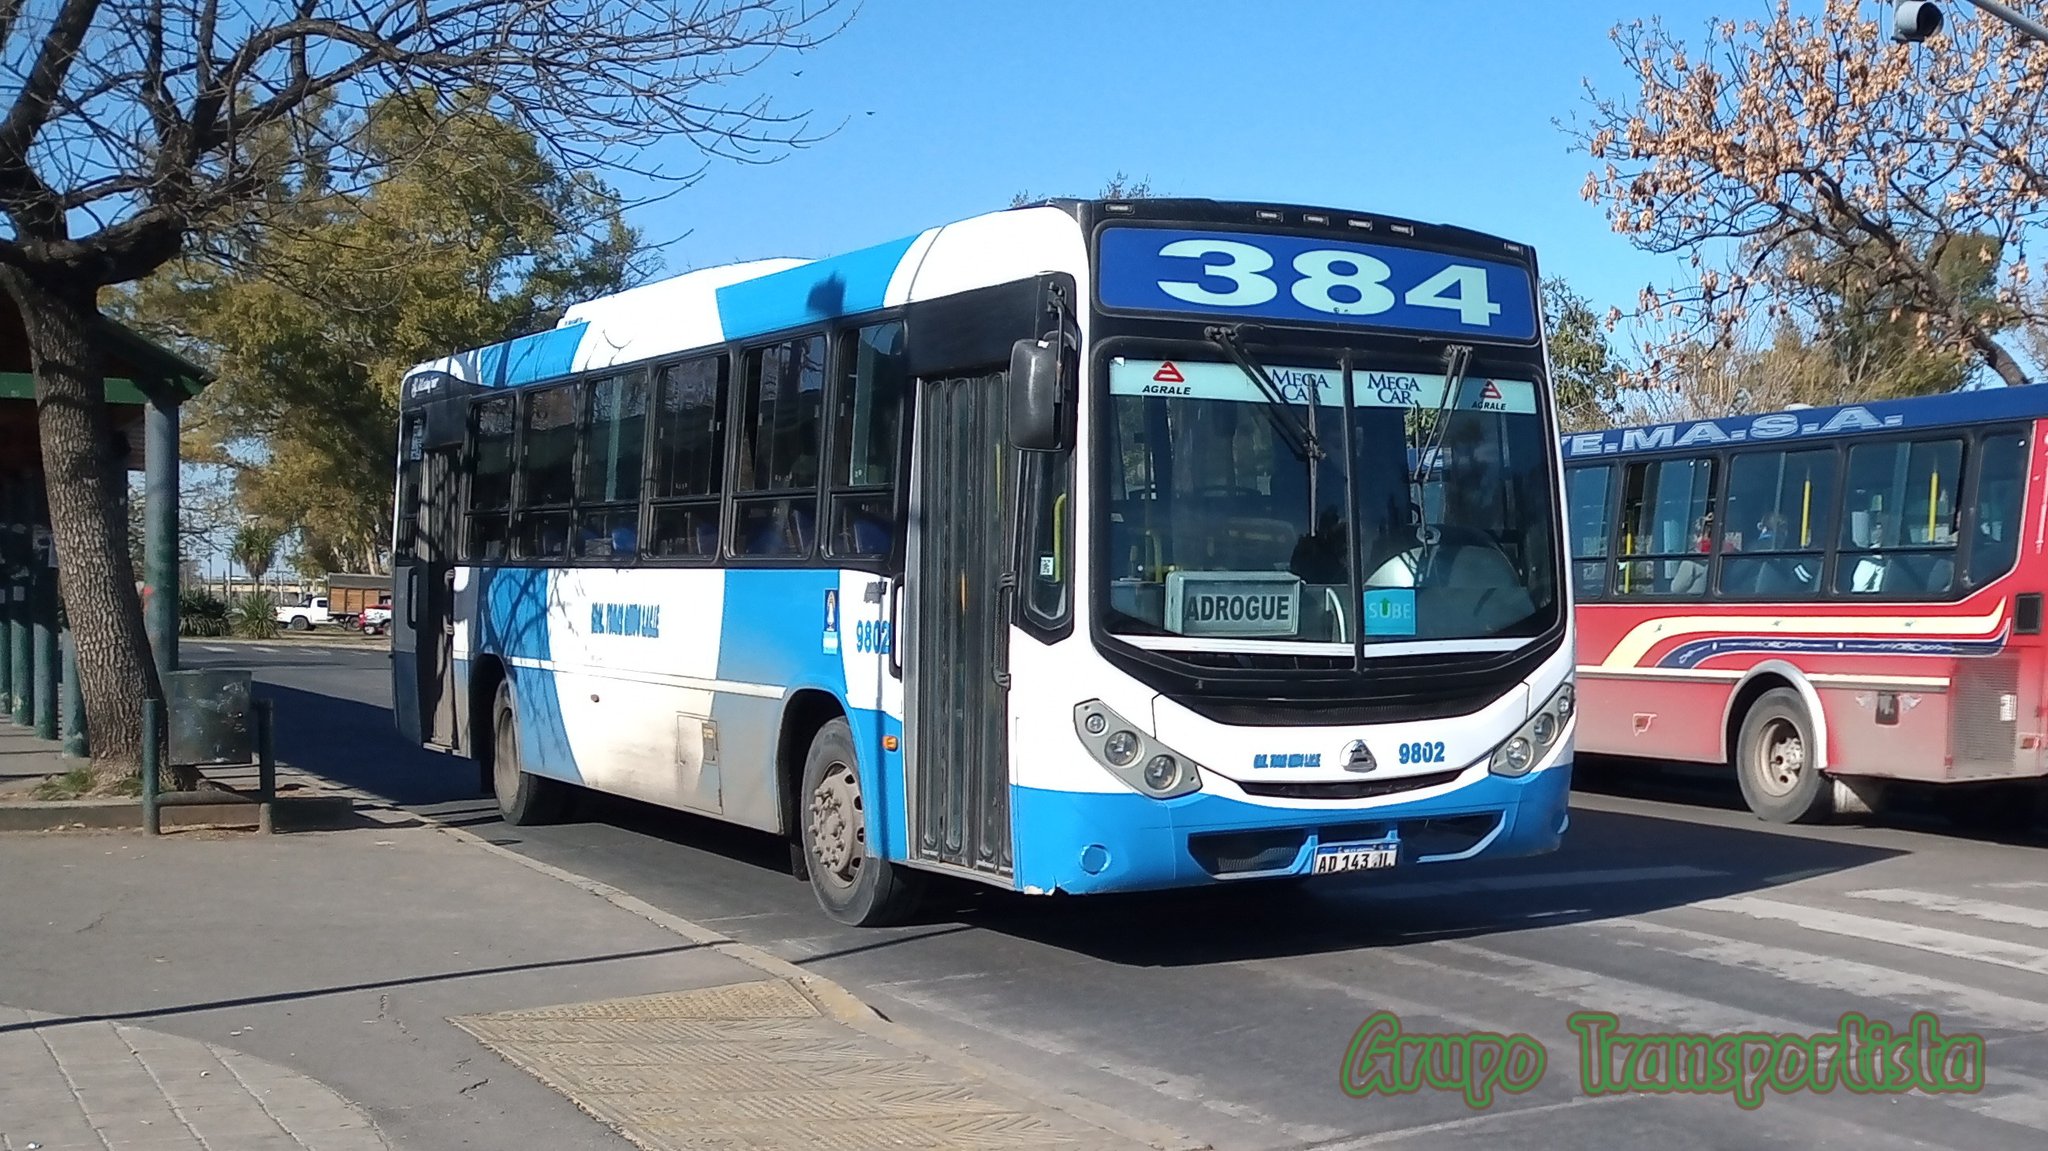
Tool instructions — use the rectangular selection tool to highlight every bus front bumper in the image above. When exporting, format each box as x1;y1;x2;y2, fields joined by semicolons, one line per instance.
1007;763;1571;896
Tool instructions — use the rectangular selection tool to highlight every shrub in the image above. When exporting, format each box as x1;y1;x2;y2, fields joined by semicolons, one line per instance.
231;591;279;639
179;590;232;637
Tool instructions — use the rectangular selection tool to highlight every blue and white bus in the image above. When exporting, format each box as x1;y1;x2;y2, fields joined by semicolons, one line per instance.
391;198;1577;924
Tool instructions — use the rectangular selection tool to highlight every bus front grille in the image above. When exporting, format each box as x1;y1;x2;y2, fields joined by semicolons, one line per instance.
1236;770;1463;801
1188;830;1309;876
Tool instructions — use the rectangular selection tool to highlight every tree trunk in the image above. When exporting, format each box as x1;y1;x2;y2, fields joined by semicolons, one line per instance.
0;267;166;782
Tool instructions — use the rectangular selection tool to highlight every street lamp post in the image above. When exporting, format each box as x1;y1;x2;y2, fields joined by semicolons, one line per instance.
1896;0;2048;45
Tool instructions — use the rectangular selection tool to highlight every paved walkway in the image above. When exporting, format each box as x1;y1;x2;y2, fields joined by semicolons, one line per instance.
0;1005;384;1151
0;827;1156;1151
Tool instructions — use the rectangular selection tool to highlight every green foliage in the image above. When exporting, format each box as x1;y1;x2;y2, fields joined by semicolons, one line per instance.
1541;278;1623;431
232;592;280;639
179;591;232;637
133;92;648;574
31;769;96;801
230;522;282;585
1011;173;1159;208
1778;231;2002;399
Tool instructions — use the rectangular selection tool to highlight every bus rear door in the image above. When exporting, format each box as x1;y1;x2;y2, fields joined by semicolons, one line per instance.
392;411;462;750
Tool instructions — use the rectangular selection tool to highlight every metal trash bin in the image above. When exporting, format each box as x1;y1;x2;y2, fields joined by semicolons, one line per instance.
164;668;253;767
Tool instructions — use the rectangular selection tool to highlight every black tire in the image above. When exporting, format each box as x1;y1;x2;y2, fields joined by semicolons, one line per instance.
289;615;311;631
798;718;922;926
488;678;570;825
1735;688;1833;824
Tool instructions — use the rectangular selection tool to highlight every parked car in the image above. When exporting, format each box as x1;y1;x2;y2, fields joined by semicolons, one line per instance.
358;604;392;635
276;596;331;630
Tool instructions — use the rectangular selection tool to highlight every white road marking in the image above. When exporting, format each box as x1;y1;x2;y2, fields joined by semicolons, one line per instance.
1697;895;2048;976
1848;888;2048;932
1370;865;1725;902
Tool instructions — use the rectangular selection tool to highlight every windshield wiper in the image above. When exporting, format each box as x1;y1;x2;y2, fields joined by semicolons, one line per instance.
1412;344;1475;573
1203;324;1326;527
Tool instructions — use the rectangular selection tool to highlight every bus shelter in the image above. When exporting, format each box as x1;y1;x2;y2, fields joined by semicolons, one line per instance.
0;297;209;754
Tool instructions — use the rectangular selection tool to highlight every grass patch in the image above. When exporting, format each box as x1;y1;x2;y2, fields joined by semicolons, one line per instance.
31;768;94;801
27;768;143;800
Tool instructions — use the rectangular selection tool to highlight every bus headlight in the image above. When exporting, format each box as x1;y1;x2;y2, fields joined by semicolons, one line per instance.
1073;701;1203;799
1104;730;1142;767
1490;681;1575;778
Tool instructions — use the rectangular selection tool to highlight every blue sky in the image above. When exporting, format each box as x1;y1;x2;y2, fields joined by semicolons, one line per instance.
618;0;1754;319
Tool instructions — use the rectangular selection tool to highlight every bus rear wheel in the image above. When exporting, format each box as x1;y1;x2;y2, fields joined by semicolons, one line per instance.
799;718;921;926
1736;688;1833;824
490;678;570;826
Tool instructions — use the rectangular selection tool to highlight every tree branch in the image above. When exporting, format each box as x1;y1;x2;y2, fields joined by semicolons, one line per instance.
0;0;107;171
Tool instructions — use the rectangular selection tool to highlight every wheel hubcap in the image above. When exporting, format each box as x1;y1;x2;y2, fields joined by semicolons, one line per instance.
808;761;864;887
1756;719;1806;798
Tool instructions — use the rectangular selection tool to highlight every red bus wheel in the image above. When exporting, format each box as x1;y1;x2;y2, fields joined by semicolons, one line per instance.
1736;688;1833;824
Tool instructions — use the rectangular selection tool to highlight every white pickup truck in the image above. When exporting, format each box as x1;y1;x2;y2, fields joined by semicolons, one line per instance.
276;596;331;630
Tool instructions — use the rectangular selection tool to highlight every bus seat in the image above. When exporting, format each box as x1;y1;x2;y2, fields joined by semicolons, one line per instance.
851;512;892;556
1667;558;1707;596
695;519;719;556
791;504;816;551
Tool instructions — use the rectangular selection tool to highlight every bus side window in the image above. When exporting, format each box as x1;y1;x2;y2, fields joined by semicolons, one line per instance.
1565;464;1612;600
467;396;516;562
1615;456;1715;597
1719;448;1834;598
1024;453;1071;627
826;322;907;560
647;355;729;560
1968;429;2029;589
1836;437;1962;597
734;336;826;558
575;371;647;560
513;384;579;560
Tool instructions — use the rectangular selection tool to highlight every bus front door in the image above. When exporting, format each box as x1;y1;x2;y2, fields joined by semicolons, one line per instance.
904;371;1015;880
393;419;461;750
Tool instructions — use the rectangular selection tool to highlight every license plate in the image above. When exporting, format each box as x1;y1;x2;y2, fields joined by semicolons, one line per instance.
1312;838;1399;874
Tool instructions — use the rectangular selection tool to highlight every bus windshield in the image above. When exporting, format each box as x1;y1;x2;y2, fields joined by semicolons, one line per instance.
1100;354;1558;649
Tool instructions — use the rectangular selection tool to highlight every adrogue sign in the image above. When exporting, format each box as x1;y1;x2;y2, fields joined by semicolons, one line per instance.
1165;571;1304;638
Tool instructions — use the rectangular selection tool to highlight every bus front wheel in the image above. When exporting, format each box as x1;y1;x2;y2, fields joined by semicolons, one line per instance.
1736;688;1833;824
799;718;921;926
490;678;570;826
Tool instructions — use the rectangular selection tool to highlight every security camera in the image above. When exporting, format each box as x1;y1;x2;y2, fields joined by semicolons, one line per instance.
1894;1;1944;42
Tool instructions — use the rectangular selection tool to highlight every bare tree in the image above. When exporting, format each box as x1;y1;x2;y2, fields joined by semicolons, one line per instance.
1570;0;2048;394
0;0;845;775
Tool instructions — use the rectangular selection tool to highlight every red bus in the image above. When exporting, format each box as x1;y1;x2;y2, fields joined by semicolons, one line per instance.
1563;387;2045;824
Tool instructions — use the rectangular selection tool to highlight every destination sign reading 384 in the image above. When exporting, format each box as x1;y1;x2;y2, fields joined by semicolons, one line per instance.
1096;227;1538;340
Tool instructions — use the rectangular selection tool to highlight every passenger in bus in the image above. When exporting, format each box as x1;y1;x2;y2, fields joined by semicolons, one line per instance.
1849;517;1889;593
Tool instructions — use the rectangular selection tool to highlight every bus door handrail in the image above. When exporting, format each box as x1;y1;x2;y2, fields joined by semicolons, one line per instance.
888;582;904;680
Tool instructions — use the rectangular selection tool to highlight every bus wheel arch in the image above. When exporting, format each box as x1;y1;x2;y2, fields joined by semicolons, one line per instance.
1722;662;1830;772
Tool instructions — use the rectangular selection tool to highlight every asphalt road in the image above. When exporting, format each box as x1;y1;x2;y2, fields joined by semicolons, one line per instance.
192;639;2048;1151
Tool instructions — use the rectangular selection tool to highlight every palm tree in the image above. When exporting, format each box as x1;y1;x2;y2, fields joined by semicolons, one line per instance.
230;523;282;590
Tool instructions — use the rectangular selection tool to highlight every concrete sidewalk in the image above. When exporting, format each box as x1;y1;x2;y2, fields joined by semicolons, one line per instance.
0;825;1158;1151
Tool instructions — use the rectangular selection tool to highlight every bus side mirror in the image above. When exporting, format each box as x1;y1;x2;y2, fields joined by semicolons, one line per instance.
1008;337;1067;452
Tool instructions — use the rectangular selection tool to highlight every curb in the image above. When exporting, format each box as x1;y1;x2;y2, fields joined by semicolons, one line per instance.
433;822;1208;1151
0;794;357;833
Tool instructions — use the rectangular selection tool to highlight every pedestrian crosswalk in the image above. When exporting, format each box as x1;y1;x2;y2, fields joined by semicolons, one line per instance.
1233;864;2048;1148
